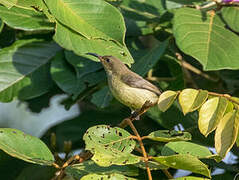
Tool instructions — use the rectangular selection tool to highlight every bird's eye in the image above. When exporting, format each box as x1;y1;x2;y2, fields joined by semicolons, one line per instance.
105;58;110;63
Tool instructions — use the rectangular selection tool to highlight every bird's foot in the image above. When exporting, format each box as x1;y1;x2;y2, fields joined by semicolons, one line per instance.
131;101;154;120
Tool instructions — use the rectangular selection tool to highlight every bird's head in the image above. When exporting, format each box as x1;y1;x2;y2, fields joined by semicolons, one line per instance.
86;53;127;75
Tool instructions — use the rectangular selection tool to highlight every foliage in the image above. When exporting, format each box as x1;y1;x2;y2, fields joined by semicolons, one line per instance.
0;0;239;179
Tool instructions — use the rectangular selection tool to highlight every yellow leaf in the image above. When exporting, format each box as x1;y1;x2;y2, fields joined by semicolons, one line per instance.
158;91;178;112
198;97;228;137
215;109;239;158
179;89;208;115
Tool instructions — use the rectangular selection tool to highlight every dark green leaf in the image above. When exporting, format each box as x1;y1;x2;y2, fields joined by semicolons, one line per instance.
0;39;61;102
91;86;113;108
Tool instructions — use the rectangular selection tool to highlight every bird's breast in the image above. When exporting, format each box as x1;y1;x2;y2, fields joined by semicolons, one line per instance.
108;75;158;110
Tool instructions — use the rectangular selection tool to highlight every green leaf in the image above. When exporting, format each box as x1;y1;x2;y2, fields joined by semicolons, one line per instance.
51;51;80;95
153;154;211;178
0;18;3;33
51;51;105;98
91;87;113;108
133;160;168;170
198;97;228;137
0;6;54;31
161;141;212;158
65;160;138;179
44;0;125;45
146;130;191;142
147;102;197;129
222;7;239;32
179;89;208;115
80;173;137;180
215;109;239;158
0;39;61;102
173;8;239;70
16;164;56;180
54;22;133;65
132;39;168;76
83;125;140;166
158;90;178;112
0;128;54;165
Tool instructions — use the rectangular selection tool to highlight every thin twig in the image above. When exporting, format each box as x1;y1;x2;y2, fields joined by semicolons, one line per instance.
208;92;239;106
125;118;152;180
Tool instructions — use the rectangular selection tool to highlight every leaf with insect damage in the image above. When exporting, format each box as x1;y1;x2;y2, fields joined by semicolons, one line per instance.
83;125;140;167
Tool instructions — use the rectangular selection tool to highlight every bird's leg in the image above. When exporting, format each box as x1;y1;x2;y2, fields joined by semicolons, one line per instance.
131;101;154;120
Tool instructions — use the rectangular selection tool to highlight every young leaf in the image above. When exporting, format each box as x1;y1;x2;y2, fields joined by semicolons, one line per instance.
215;109;239;158
0;39;61;102
152;154;211;178
54;22;133;65
198;97;228;137
222;7;239;32
0;6;54;31
83;125;140;166
179;89;208;115
146;130;191;142
65;160;138;178
158;90;178;112
173;8;239;70
0;128;54;165
161;141;212;158
80;173;137;180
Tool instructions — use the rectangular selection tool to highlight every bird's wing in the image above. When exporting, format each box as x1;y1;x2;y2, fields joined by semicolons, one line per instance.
121;72;161;95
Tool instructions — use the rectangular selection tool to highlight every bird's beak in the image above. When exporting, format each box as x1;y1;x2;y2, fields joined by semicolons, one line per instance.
86;53;103;61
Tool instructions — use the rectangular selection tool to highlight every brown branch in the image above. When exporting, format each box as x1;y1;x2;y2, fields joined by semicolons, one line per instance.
208;92;239;106
124;118;152;180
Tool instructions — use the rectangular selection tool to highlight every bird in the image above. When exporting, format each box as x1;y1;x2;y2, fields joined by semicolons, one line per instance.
86;53;161;112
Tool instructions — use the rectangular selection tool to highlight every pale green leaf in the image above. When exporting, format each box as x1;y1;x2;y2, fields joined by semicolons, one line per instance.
0;6;54;30
161;141;212;158
173;8;239;70
198;97;228;137
222;7;239;32
146;130;191;142
0;39;61;102
0;128;54;165
158;90;178;112
179;89;208;115
54;22;133;65
83;125;140;166
215;109;239;158
153;154;211;178
44;0;125;45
